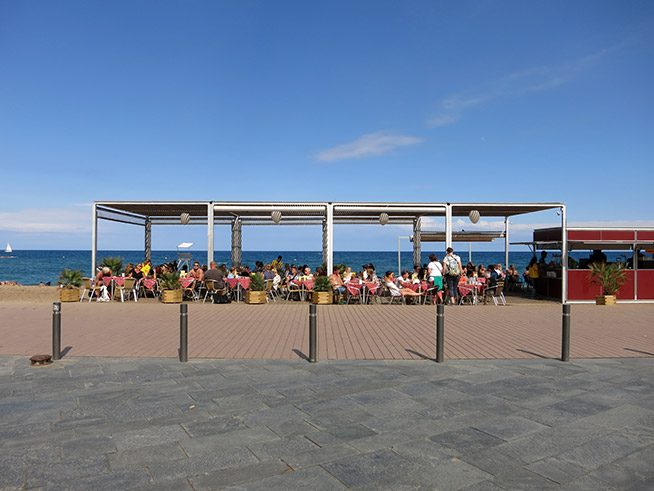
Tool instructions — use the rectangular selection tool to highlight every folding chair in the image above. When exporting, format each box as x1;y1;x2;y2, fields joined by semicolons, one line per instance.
488;281;506;306
184;279;199;302
81;278;103;302
346;283;363;304
203;279;217;303
115;277;138;302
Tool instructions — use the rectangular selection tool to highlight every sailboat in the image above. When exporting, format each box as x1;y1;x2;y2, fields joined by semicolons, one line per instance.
1;243;15;258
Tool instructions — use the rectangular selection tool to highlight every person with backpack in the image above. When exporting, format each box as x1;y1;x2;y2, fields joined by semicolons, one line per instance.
443;247;463;305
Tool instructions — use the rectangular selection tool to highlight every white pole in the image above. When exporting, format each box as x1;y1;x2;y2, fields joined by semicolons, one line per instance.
207;202;214;265
398;236;401;276
326;203;334;275
445;204;452;249
468;242;472;263
505;216;510;271
91;203;97;278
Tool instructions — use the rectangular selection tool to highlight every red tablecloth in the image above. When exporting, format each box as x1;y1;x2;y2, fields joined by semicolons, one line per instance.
179;278;194;288
237;278;251;290
225;278;238;288
113;276;125;287
142;279;157;290
364;282;380;294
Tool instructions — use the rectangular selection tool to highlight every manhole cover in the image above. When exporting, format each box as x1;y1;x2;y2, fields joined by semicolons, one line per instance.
30;354;52;366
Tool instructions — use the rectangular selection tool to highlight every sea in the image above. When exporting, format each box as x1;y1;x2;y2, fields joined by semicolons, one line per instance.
0;250;630;286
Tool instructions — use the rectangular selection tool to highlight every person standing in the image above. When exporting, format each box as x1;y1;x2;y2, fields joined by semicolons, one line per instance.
443;247;463;305
528;257;539;298
427;254;444;292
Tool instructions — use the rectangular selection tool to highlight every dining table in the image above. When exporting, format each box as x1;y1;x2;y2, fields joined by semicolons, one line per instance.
225;277;252;302
290;279;314;301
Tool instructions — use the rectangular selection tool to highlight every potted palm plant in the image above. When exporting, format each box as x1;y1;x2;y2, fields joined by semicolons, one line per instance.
58;269;83;302
588;262;628;305
100;256;124;276
246;273;266;304
160;272;183;303
312;275;333;304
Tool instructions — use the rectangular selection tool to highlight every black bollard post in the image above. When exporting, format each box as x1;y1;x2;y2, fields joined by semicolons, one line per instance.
562;303;570;362
180;304;188;362
436;303;444;363
52;302;61;361
309;304;317;363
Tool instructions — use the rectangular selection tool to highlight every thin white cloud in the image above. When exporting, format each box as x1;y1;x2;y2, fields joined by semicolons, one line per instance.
426;114;460;128
0;207;90;234
427;45;617;127
314;131;422;163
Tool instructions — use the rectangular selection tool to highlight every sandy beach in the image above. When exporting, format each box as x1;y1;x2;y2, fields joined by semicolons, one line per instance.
0;285;60;303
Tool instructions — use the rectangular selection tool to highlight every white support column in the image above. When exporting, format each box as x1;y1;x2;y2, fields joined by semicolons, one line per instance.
504;216;510;271
445;204;453;249
561;205;568;303
207;202;214;265
91;203;98;278
326;202;334;274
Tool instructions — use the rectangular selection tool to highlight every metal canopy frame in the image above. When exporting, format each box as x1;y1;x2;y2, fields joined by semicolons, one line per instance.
92;200;565;300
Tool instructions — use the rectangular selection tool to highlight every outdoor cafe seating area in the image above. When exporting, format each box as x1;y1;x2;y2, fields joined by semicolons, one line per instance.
78;271;509;306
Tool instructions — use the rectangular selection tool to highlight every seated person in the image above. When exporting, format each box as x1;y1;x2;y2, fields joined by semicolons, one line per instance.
96;266;112;283
262;263;274;281
398;270;412;287
141;259;153;278
495;264;505;279
342;266;354;283
187;262;204;283
285;265;299;283
204;261;225;289
132;263;144;282
300;266;314;280
383;271;424;298
124;263;135;277
329;267;346;295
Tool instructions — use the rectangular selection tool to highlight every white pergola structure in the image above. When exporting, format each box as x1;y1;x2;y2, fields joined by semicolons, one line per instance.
92;201;566;298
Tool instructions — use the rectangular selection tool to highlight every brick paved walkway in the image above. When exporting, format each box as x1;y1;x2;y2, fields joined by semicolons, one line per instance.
0;302;652;360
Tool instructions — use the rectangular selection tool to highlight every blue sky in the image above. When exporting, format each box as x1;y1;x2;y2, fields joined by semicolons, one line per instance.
1;1;653;252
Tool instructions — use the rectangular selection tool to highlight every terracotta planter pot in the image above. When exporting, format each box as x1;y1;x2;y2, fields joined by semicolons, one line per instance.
246;291;266;304
596;295;616;305
60;288;80;302
312;291;333;305
162;290;183;303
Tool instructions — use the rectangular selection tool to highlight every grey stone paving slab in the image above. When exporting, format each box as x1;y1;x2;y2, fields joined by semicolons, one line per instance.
489;467;559;489
108;441;187;471
190;459;291;489
580;403;654;430
148;447;259;482
525;457;588;484
557;433;646;470
283;442;360;470
225;466;346;490
112;424;190;451
407;457;493;490
458;447;523;476
305;423;377;446
247;435;320;460
57;468;153;490
61;435;117;459
179;426;280;457
321;449;416;488
431;427;505;453
181;414;246;437
472;415;549;441
25;455;110;489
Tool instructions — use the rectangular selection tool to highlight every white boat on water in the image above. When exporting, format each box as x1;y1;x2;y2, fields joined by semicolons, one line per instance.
5;243;12;253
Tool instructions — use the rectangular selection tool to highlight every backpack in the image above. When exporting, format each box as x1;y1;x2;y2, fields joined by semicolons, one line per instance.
445;256;460;276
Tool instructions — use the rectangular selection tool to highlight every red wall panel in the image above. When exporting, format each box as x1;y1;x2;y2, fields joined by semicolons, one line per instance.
637;270;654;299
568;230;601;241
602;231;634;241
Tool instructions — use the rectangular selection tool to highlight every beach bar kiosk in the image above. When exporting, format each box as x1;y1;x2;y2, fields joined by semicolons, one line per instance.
532;227;654;302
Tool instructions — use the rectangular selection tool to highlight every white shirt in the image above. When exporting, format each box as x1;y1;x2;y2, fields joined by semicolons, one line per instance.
428;261;443;278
